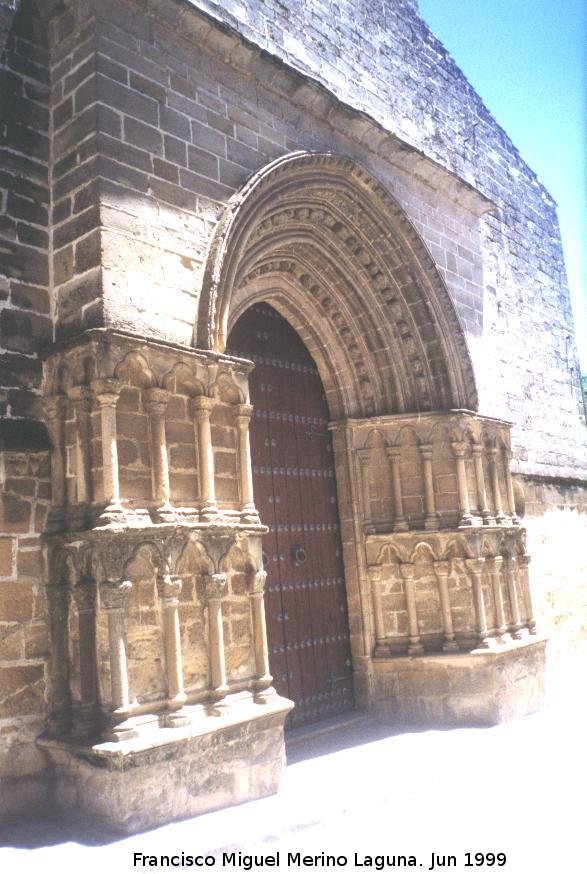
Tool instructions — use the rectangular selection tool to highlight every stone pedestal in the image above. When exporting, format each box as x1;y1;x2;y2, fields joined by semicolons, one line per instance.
38;691;292;834
372;635;547;726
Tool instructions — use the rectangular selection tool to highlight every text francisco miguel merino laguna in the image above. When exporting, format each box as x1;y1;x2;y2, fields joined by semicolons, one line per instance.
133;851;481;870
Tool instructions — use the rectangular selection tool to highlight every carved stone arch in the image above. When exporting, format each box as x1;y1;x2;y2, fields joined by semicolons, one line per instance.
114;351;155;389
410;541;438;564
219;542;256;575
364;428;387;449
196;151;478;415
375;542;406;565
176;538;214;577
161;362;204;397
123;541;166;582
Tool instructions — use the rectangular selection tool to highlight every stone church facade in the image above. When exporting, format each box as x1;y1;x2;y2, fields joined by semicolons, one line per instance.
0;0;585;832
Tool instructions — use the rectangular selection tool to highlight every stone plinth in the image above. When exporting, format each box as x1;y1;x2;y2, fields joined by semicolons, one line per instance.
38;691;292;834
372;636;547;726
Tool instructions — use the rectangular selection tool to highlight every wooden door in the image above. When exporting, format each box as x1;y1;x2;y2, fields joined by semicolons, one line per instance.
228;304;354;727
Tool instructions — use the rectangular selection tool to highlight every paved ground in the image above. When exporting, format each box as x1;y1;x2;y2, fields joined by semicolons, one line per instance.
1;666;585;874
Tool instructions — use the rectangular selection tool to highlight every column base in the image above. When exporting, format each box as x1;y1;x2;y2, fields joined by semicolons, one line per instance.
38;691;293;835
371;635;547;726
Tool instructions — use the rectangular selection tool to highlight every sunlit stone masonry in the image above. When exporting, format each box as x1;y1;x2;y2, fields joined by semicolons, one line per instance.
0;0;584;834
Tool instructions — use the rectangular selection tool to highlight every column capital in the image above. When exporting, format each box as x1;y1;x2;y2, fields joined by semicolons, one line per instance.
157;573;182;602
91;378;122;407
465;557;486;574
471;443;484;457
486;445;499;459
504;553;517;569
419;443;433;459
518;553;531;568
433;560;450;577
67;385;93;410
451;440;467;458
43;394;68;421
204;572;228;601
250;569;267;595
73;580;97;612
367;563;382;581
399;562;414;581
101;579;132;611
144;387;170;415
489;554;504;569
235;403;253;424
190;395;214;417
386;446;401;461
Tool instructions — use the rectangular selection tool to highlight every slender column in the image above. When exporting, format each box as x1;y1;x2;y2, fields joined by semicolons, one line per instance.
503;555;525;639
191;396;217;518
465;558;494;649
488;556;509;641
100;579;134;738
249;570;273;695
518;553;537;634
68;386;94;505
46;582;71;735
145;388;174;521
400;563;423;655
367;564;387;652
387;447;409;532
433;560;459;652
44;396;68;508
488;446;507;525
157;574;188;718
205;572;229;699
91;379;123;521
419;444;438;530
472;444;493;525
452;442;474;526
72;579;99;737
357;449;373;529
236;403;259;522
502;449;520;525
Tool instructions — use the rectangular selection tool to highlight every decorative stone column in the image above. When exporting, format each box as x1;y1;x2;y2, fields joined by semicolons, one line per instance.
452;442;474;527
386;447;408;532
44;395;68;508
248;570;273;698
236;403;259;523
419;443;438;530
502;449;520;525
472;444;493;525
518;553;537;634
399;562;423;655
91;379;124;523
488;556;509;641
145;388;175;522
367;564;387;654
357;449;373;530
465;558;494;649
72;579;99;738
46;582;71;736
504;555;525;639
100;579;135;739
157;574;188;722
433;560;459;652
67;386;93;505
204;572;229;700
487;446;507;525
191;396;218;519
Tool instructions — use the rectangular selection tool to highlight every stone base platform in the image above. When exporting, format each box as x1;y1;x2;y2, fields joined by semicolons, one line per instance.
372;636;547;726
38;691;293;834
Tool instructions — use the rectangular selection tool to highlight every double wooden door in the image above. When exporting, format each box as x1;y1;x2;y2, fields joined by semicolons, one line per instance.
228;304;354;727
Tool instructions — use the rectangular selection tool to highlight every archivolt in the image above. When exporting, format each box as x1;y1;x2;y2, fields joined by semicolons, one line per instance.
196;151;477;417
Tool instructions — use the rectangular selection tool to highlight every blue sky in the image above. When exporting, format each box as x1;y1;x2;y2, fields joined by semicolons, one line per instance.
418;0;587;369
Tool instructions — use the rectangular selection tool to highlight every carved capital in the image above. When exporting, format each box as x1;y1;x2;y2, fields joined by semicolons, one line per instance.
190;395;214;418
43;394;67;422
67;385;93;412
471;444;484;458
73;580;97;613
489;555;504;570
399;562;414;582
249;569;267;596
91;378;122;408
235;403;253;426
157;573;182;602
144;387;170;416
419;443;433;460
451;441;466;459
518;553;531;569
386;447;401;462
100;579;132;611
204;572;228;602
433;560;450;578
367;564;382;583
465;557;486;576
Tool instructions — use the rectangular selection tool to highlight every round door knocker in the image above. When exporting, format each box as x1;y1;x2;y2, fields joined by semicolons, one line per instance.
292;545;307;567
